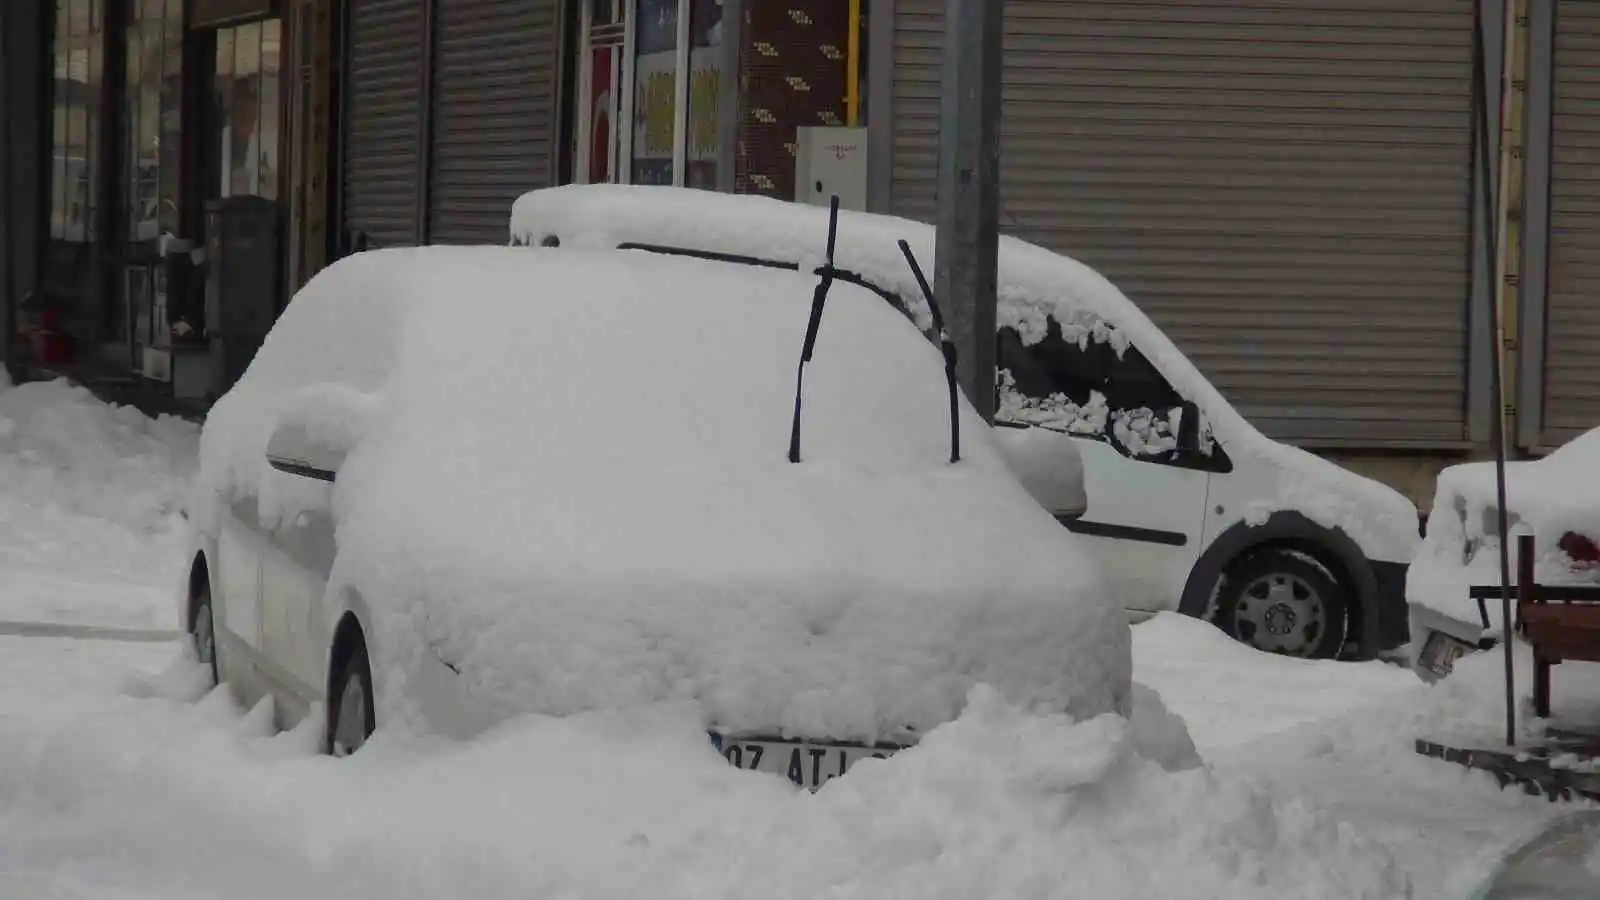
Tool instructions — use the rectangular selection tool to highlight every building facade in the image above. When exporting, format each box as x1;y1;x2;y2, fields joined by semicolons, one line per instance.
2;0;1596;502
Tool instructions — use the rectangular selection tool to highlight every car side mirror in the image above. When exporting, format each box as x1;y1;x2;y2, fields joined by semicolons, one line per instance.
264;384;375;482
1176;400;1203;454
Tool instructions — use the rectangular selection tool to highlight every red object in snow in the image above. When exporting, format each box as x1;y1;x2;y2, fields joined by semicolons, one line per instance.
1560;532;1600;566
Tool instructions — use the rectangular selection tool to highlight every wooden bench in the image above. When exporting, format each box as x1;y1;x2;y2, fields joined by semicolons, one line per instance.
1471;533;1600;719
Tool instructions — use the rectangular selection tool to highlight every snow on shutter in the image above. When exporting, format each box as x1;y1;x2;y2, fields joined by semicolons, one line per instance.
1541;0;1600;447
426;0;559;245
342;0;424;249
890;0;1476;447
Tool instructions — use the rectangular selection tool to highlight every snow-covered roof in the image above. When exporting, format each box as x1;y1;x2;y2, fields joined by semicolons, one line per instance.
509;185;1421;566
197;245;1131;742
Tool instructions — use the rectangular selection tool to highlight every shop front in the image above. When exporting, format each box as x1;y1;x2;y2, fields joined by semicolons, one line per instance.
16;0;333;409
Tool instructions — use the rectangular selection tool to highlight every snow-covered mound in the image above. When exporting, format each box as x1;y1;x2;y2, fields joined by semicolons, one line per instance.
1409;427;1600;632
197;246;1130;742
0;372;197;533
510;184;1419;568
0;663;1411;900
0;372;199;630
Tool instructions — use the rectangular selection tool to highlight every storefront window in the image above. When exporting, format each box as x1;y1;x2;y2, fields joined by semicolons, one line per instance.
126;0;182;244
215;20;281;201
631;0;678;185
685;0;722;189
50;0;102;243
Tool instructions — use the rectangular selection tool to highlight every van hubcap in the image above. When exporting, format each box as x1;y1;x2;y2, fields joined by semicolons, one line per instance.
1233;572;1325;656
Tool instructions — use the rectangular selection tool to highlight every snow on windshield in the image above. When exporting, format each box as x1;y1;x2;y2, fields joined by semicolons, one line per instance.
509;185;1421;564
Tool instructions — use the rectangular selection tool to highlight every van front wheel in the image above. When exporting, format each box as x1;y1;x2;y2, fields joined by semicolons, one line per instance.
1211;550;1348;660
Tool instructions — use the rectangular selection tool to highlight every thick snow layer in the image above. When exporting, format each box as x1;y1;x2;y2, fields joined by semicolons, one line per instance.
0;375;198;629
1132;614;1592;899
1408;427;1600;632
509;185;1420;566
198;245;1130;743
0;644;1412;900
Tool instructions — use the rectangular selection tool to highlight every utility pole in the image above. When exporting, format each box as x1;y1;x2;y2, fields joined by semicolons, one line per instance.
933;0;1003;424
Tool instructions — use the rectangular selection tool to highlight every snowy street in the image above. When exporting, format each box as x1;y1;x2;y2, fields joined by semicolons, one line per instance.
0;375;1590;900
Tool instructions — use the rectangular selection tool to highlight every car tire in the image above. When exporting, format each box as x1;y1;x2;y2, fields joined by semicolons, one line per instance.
326;636;376;757
1211;549;1348;660
192;584;220;688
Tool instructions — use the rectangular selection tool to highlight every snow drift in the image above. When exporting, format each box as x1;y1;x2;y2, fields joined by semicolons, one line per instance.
0;653;1413;900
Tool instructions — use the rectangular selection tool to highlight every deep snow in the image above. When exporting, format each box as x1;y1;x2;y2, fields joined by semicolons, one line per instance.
0;346;1589;900
0;372;198;630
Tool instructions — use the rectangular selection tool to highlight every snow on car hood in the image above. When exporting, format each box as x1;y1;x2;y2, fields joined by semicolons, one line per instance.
509;185;1419;565
200;246;1131;744
1409;428;1600;629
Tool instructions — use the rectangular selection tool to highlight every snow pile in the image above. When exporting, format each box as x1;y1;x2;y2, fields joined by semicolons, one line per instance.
509;184;1420;565
0;375;199;629
0;375;197;532
1132;612;1421;752
1408;427;1600;631
199;246;1130;743
0;658;1410;900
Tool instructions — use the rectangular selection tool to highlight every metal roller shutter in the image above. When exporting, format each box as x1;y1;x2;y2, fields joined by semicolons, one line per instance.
890;0;1476;446
1542;0;1600;446
427;0;558;245
343;0;424;249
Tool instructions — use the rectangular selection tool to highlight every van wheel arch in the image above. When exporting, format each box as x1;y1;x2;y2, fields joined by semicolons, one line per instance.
1179;511;1379;660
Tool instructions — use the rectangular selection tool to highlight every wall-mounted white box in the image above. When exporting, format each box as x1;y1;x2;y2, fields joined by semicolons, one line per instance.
794;126;869;212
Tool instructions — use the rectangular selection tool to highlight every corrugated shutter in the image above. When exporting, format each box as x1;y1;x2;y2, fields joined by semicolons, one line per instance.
342;0;424;248
891;0;1476;447
426;0;558;245
1542;1;1600;446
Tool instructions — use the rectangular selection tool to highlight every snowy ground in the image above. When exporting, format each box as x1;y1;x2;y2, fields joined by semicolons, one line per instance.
0;375;1590;900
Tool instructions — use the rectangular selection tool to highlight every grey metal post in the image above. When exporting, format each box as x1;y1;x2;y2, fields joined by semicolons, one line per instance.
932;0;1003;424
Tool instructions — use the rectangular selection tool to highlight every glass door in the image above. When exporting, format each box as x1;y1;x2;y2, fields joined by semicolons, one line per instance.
572;0;728;188
576;0;625;183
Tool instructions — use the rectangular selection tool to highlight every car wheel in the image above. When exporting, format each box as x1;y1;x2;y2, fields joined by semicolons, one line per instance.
1211;549;1348;660
326;637;376;757
192;584;220;688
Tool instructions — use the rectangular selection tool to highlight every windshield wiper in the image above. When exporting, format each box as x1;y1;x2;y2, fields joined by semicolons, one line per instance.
788;196;842;464
897;240;961;464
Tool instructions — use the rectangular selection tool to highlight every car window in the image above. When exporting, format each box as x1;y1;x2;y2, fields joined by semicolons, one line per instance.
997;317;1221;469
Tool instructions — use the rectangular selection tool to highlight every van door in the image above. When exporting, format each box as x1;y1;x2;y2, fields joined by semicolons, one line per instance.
997;321;1222;616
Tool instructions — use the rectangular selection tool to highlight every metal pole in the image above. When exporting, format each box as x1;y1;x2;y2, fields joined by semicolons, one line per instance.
932;0;1002;424
1472;0;1517;748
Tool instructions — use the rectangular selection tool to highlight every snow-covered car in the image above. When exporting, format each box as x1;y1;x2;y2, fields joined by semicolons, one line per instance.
1408;426;1600;678
179;244;1131;781
509;185;1421;661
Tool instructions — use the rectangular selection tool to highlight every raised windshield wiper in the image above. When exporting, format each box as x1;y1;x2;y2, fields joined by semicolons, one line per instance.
788;196;842;464
786;200;962;468
897;240;961;465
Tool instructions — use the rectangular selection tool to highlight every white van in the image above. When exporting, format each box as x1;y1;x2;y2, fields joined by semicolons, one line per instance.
510;185;1421;661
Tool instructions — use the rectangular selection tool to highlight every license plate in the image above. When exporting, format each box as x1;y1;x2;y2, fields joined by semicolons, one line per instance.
711;735;899;791
1420;631;1473;677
